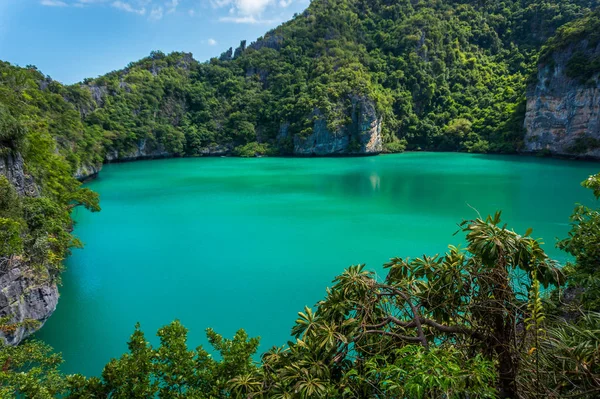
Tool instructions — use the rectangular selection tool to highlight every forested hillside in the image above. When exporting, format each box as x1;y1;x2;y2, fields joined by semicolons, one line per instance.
6;0;598;171
77;0;598;160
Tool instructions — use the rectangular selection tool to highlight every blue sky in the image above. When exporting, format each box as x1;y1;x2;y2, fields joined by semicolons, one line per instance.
0;0;310;84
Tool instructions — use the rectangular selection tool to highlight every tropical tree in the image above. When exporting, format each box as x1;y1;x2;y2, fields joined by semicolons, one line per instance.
0;338;66;398
250;212;564;398
66;321;260;399
558;173;600;309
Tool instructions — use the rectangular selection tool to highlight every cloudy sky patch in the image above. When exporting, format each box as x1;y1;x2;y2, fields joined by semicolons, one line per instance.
0;0;308;83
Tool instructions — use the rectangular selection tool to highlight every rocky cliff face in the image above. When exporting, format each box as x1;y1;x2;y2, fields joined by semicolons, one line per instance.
75;140;235;180
75;163;102;181
0;258;59;345
524;41;600;158
104;139;171;163
0;153;59;346
290;96;383;156
75;140;172;181
0;153;38;197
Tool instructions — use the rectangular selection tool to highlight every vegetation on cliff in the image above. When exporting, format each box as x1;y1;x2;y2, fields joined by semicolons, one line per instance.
2;0;598;165
0;60;99;311
558;173;600;309
535;9;600;88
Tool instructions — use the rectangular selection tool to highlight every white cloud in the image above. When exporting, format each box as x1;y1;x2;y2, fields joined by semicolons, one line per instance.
40;0;68;6
207;38;217;45
212;0;293;23
37;0;291;22
210;0;231;9
237;0;273;15
71;0;113;6
219;15;276;24
149;5;163;20
111;0;146;15
165;0;178;14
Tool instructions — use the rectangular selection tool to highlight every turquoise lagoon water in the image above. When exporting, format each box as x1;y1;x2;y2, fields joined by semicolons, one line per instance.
36;153;599;376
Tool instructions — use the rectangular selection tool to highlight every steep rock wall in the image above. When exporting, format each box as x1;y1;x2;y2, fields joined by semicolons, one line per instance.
0;258;59;345
75;163;102;181
0;153;59;345
291;96;383;156
104;138;171;162
75;140;234;181
0;153;38;197
524;41;600;158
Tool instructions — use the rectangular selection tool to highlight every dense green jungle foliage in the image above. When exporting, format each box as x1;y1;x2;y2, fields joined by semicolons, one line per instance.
2;0;600;397
85;0;599;156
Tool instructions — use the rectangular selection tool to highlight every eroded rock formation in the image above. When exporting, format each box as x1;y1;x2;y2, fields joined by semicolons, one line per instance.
291;96;383;156
0;153;58;345
524;41;600;158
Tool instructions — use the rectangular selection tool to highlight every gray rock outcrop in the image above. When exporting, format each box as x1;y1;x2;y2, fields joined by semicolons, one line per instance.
75;163;102;181
0;152;58;345
291;96;383;156
105;138;171;162
524;41;600;158
0;153;38;197
0;257;59;345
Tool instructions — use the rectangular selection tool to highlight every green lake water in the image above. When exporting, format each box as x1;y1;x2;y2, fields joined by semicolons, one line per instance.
36;153;599;376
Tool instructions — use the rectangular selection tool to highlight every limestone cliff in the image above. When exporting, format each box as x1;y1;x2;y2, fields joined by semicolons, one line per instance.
75;140;235;181
287;96;383;156
524;40;600;158
74;143;170;181
0;257;59;346
104;139;172;163
75;163;102;181
0;153;38;197
0;153;59;345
